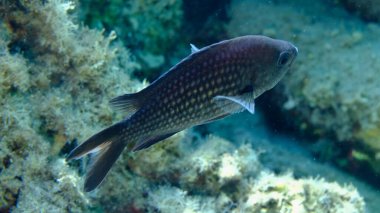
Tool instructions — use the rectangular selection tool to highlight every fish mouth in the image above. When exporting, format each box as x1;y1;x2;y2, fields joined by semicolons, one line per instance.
293;45;298;57
284;40;297;55
290;43;298;58
293;46;298;56
287;43;298;65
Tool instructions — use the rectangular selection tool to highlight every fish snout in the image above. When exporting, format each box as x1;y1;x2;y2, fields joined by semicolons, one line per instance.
290;43;298;58
285;42;298;66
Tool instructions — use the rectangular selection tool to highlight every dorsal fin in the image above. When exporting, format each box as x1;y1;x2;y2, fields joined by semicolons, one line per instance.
190;43;200;53
110;40;222;115
109;91;147;116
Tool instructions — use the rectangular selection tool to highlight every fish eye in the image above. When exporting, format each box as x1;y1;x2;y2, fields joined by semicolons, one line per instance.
277;51;292;67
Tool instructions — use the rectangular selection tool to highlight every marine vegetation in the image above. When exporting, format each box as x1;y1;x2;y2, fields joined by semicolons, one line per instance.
227;0;380;182
0;0;140;211
80;0;184;76
0;0;371;212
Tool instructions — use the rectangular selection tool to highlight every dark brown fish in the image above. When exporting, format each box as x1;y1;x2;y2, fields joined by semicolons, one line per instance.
67;35;298;191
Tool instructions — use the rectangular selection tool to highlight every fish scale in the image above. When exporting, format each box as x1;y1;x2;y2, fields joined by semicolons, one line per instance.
67;35;298;191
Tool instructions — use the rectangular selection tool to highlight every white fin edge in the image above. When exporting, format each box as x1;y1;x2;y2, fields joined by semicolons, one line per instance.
214;95;255;114
190;43;200;53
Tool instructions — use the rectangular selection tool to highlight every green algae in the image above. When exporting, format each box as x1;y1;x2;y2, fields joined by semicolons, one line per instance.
227;0;380;182
0;0;140;211
80;0;183;75
0;0;369;212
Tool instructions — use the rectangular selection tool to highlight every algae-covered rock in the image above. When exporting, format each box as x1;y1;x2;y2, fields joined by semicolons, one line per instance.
0;0;141;211
134;136;365;213
97;133;365;212
340;0;380;22
240;172;364;213
0;0;370;212
226;0;380;176
80;0;183;74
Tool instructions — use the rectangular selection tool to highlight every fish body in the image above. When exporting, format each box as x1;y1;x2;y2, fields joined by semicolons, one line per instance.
67;35;298;191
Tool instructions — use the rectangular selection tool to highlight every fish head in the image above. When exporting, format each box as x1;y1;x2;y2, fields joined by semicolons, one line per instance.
239;35;298;98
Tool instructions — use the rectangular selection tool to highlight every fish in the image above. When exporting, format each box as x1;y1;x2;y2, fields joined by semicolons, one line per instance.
66;35;298;192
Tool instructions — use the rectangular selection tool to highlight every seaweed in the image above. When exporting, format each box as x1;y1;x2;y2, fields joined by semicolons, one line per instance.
0;1;369;212
0;0;141;211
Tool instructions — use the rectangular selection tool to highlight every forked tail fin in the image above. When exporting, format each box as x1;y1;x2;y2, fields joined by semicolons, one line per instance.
66;122;126;192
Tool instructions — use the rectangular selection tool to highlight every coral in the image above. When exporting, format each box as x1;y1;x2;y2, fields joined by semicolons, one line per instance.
226;0;380;176
0;0;141;211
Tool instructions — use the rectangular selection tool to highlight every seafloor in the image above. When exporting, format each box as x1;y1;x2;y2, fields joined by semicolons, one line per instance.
0;0;380;212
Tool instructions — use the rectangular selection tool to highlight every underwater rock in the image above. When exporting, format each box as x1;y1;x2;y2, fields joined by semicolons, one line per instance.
227;0;380;177
240;172;365;213
179;136;261;195
0;0;141;211
80;0;183;55
182;0;231;44
80;0;183;79
0;0;369;212
96;133;365;212
340;0;380;22
149;177;365;213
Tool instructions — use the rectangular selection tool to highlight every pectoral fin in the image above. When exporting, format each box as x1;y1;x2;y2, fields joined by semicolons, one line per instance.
213;94;255;114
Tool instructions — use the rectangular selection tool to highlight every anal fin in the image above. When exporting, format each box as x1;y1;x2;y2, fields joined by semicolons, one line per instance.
202;113;231;124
